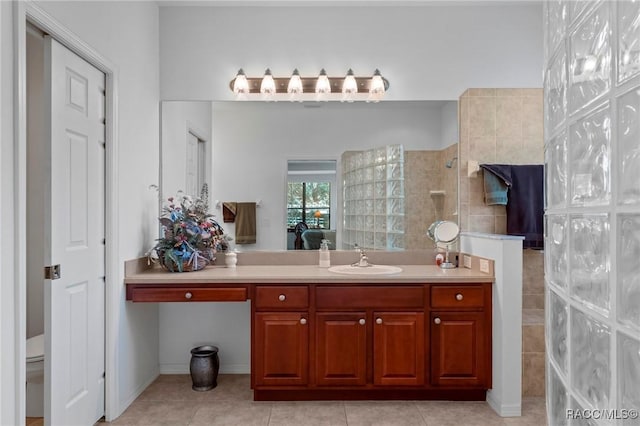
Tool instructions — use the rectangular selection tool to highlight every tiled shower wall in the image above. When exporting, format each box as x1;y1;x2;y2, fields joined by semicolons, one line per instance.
544;1;640;425
405;145;458;249
458;88;544;234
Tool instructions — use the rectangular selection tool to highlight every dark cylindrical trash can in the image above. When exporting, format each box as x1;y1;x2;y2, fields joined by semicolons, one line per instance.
189;345;219;391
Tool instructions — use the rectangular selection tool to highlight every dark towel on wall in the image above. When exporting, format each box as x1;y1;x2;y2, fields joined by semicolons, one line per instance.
222;202;237;223
480;164;544;249
235;202;256;244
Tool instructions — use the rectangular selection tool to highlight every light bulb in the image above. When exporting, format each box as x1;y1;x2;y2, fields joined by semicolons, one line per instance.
287;69;303;94
232;69;249;94
370;69;385;94
342;69;358;102
260;68;276;95
315;68;331;94
368;69;386;103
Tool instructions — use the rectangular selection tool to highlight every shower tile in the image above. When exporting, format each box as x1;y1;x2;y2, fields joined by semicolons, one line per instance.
618;333;640;421
548;289;568;373
545;131;568;208
522;94;544;145
566;0;597;27
547;364;568;426
496;96;523;141
546;0;565;57
570;308;611;409
469;97;496;138
618;214;640;330
568;3;611;114
617;88;640;205
617;0;640;82
545;48;567;132
569;106;611;206
545;214;568;289
569;214;610;312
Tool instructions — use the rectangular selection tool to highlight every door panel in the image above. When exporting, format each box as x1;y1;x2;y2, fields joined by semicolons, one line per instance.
316;313;367;386
430;312;486;387
44;36;105;426
254;313;309;386
373;312;425;386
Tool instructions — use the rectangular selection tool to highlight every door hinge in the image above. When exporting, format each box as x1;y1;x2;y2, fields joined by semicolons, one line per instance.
44;264;61;280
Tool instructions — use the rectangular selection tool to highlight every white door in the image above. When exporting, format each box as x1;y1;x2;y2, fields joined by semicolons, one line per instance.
43;36;105;426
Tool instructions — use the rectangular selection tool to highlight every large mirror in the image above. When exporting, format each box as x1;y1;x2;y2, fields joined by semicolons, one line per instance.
160;101;458;251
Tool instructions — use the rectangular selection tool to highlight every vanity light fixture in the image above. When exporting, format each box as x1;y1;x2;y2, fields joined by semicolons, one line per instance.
260;68;276;96
229;68;390;102
342;68;358;102
315;68;331;96
232;68;249;94
287;68;303;95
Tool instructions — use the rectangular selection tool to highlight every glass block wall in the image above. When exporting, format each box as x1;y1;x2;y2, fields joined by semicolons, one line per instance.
342;144;405;250
544;1;640;425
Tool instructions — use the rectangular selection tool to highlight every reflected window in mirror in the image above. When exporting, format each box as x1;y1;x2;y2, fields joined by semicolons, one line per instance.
286;160;337;250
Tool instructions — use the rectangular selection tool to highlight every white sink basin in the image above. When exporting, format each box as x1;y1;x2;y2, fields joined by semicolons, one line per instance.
327;264;403;275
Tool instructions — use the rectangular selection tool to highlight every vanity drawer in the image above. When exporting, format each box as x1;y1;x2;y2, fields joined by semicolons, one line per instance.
129;286;248;303
255;286;309;310
431;285;485;309
316;286;424;309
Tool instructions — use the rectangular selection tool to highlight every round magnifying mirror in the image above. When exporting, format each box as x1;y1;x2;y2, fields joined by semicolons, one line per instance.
433;221;459;243
426;220;442;242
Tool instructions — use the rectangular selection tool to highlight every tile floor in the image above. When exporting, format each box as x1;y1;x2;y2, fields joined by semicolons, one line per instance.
106;375;548;426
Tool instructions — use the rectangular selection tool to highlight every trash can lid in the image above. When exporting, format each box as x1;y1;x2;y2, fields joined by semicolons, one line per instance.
191;345;219;356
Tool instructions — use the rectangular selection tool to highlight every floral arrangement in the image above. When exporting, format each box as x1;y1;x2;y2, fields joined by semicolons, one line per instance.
150;184;229;272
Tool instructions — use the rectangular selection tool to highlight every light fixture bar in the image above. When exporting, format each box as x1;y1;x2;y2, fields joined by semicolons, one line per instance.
229;72;390;95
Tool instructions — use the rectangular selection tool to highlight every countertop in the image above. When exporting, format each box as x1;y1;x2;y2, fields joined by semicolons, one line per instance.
124;264;493;285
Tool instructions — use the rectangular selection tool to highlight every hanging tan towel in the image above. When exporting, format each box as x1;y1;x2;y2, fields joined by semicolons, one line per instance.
235;202;256;244
222;202;237;223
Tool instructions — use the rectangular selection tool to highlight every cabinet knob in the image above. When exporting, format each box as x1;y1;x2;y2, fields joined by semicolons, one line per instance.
300;318;307;325
359;318;366;325
456;293;463;301
185;292;193;300
278;294;286;302
376;318;383;325
434;317;441;325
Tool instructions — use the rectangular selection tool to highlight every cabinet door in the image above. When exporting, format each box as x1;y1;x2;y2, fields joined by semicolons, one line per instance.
254;312;309;386
430;312;487;387
316;313;367;386
373;312;425;386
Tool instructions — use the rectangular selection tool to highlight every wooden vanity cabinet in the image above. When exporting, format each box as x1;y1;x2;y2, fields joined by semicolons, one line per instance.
252;282;492;400
253;286;310;386
430;285;491;388
373;312;425;386
315;312;367;386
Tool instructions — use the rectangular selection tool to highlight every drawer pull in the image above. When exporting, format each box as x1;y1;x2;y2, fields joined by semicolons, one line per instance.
359;318;366;325
300;318;307;325
278;294;286;302
456;293;464;301
376;318;383;325
185;292;193;300
434;317;441;325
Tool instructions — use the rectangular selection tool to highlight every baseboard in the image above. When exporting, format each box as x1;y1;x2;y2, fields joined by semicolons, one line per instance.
159;363;250;375
487;391;522;417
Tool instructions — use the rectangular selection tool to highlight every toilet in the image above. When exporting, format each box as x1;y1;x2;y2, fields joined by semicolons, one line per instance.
26;334;44;417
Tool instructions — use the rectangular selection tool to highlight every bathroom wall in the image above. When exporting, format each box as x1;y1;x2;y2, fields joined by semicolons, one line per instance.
159;4;543;101
457;88;545;397
544;1;640;424
0;1;162;420
458;88;544;235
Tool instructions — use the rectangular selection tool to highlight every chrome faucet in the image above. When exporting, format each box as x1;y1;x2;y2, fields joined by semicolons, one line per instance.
352;245;372;267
